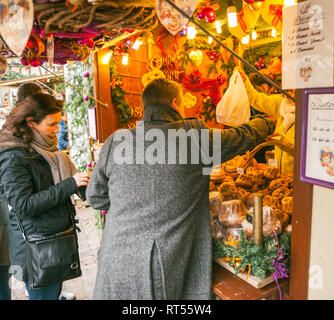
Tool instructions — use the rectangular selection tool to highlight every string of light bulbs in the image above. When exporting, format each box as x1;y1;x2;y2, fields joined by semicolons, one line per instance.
164;0;296;102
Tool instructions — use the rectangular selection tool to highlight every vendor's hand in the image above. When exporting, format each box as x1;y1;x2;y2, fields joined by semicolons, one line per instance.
235;67;247;83
73;172;90;187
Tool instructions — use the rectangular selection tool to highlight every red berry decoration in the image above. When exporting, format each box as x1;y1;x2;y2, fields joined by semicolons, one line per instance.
196;8;205;21
217;75;226;85
30;59;40;67
26;40;34;49
21;57;29;66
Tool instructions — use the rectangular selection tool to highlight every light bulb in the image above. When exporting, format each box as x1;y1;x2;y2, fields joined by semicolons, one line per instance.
271;28;277;37
122;53;129;65
227;6;238;28
215;21;222;34
132;39;142;50
252;30;257;40
208;36;213;44
241;35;250;44
284;0;296;7
187;26;197;39
102;52;112;64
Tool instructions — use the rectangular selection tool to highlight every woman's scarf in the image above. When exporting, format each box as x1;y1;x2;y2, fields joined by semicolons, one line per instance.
29;128;77;184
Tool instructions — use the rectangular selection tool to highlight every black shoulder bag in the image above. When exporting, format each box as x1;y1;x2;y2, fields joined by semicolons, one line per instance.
14;203;82;290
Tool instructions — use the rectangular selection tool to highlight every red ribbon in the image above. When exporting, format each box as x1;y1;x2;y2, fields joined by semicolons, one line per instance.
156;28;170;57
238;9;248;33
269;4;283;27
181;74;221;106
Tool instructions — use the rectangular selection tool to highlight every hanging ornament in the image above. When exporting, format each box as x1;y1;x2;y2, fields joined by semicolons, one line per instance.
261;0;283;33
196;8;205;21
156;0;199;35
0;0;34;57
184;92;197;109
241;3;262;31
203;7;216;23
255;56;265;70
0;55;8;78
189;50;203;66
228;21;247;41
47;34;54;69
243;0;265;11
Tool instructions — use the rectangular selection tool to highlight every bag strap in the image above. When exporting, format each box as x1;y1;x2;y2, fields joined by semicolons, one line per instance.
13;157;80;241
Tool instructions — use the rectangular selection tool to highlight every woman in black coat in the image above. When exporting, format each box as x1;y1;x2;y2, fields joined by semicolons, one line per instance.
0;93;89;300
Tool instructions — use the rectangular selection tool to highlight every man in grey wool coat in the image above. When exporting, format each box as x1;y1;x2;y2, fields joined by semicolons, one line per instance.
86;78;275;300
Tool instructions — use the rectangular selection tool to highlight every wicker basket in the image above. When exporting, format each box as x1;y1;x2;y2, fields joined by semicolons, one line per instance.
210;137;294;182
242;137;295;172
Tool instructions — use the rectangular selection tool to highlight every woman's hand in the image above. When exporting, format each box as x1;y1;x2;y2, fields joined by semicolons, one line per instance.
73;172;90;187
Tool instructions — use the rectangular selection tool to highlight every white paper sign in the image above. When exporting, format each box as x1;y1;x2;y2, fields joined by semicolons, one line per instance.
305;93;334;182
87;107;97;140
282;0;334;89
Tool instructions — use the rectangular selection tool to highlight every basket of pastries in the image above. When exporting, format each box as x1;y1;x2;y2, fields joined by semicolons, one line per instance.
209;139;294;239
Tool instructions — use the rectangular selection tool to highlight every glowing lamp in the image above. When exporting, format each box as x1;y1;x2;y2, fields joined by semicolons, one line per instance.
122;53;129;65
102;51;112;64
227;6;238;28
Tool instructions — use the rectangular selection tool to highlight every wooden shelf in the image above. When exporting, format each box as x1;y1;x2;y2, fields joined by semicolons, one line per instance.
213;261;289;300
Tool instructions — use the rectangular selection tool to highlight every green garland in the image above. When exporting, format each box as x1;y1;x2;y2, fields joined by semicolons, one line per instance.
109;55;132;124
213;231;291;279
64;59;93;172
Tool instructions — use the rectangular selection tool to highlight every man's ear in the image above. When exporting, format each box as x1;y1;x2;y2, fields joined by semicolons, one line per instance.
171;98;177;110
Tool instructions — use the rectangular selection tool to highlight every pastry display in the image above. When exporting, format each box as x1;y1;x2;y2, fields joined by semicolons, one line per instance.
241;206;282;237
218;199;248;227
210;164;225;182
281;196;293;214
273;209;290;226
264;166;280;180
272;186;291;200
209;181;216;191
218;182;238;201
210;153;294;239
235;174;253;189
263;195;281;209
209;191;224;219
268;178;288;190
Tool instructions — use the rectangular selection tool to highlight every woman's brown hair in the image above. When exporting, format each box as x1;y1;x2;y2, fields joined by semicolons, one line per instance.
4;93;63;142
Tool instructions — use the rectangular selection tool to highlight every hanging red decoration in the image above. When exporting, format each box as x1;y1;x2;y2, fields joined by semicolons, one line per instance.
203;7;216;23
255;57;265;70
244;0;265;11
196;8;206;21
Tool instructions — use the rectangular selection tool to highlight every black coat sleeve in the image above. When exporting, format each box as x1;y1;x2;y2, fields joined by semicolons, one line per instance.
0;151;79;218
189;116;275;167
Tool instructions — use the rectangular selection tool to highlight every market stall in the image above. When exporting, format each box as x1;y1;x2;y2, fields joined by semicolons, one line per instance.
0;0;311;300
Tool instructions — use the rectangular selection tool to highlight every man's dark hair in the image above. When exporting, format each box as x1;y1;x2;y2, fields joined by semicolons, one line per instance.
17;83;43;103
142;78;183;108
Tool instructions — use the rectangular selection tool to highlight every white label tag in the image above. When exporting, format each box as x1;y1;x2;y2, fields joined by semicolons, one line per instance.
237;167;244;175
268;159;278;167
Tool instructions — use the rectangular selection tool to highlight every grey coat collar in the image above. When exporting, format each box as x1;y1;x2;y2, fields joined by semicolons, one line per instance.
142;104;183;123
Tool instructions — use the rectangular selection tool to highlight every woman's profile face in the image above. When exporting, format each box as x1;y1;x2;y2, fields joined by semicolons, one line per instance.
29;112;62;138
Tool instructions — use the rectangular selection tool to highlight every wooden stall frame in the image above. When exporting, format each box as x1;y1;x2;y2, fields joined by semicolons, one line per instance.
289;89;313;300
